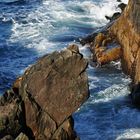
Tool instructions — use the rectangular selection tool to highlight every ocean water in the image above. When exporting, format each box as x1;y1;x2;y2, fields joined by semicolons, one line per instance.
1;0;140;139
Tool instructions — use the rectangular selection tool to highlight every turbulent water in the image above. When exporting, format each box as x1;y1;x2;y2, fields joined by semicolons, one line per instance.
1;0;140;139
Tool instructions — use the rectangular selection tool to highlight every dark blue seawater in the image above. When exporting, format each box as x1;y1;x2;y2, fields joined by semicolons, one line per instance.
1;0;140;139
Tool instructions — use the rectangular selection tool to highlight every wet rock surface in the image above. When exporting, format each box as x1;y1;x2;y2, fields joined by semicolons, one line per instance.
0;45;89;140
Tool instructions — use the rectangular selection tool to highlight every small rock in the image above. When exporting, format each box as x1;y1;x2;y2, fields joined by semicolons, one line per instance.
0;46;89;140
105;12;121;21
118;3;127;11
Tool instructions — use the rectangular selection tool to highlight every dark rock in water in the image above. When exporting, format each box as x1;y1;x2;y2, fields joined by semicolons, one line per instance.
118;3;127;11
79;22;114;46
105;12;121;22
80;32;99;45
0;45;89;140
131;83;140;106
80;1;126;46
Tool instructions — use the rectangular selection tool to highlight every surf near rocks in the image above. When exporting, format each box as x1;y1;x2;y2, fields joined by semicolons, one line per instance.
81;0;140;106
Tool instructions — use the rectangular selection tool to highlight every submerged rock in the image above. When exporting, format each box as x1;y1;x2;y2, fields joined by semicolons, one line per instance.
118;3;127;11
0;45;89;139
131;83;140;106
105;12;121;22
105;2;127;22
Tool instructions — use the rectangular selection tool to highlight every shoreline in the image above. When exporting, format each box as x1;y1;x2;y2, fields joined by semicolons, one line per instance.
81;0;140;106
1;0;140;139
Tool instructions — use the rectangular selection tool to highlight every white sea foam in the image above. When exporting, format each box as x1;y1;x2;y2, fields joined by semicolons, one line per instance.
116;129;140;140
122;0;128;4
90;83;130;103
9;0;128;55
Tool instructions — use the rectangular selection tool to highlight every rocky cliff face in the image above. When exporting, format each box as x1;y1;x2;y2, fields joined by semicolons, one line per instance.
110;0;140;83
81;0;140;105
0;45;89;140
109;0;140;104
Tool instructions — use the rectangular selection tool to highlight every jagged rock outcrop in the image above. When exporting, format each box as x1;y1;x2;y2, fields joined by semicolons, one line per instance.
0;45;89;139
81;0;140;105
109;0;140;82
83;0;140;105
118;3;127;11
105;12;121;22
90;32;122;65
109;0;140;105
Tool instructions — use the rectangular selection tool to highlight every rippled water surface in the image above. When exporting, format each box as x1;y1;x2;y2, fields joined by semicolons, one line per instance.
1;0;140;139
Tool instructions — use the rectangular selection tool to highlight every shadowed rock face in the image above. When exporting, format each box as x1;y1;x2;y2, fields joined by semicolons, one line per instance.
0;45;89;140
0;90;25;140
20;44;89;139
88;0;140;105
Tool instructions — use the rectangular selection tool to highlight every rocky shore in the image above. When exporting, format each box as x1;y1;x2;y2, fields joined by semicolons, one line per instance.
0;45;89;140
0;0;140;139
110;0;140;105
82;0;140;105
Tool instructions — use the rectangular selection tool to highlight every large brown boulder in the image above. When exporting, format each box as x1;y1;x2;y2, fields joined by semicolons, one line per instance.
20;44;89;139
0;45;89;139
83;0;140;105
